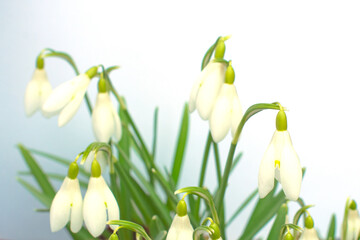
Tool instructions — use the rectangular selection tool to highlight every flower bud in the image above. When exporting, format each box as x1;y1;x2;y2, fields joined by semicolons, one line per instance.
91;159;102;178
176;199;187;217
276;109;287;131
67;162;79;179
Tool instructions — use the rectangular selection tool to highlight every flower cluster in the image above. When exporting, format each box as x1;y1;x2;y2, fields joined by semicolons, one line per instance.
50;158;119;237
189;38;243;143
25;59;121;143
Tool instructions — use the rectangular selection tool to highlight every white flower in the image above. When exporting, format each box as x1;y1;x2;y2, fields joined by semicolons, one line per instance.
92;92;122;142
166;214;194;240
50;177;83;233
258;130;302;201
24;68;52;117
209;83;242;142
189;61;226;120
344;209;360;240
83;176;119;237
42;74;90;127
300;228;319;240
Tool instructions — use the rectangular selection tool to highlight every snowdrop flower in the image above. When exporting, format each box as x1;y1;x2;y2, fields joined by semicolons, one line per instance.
166;200;193;240
50;162;82;233
189;38;228;120
299;215;319;240
343;200;360;240
92;77;122;142
83;150;108;173
258;109;302;201
83;160;119;237
24;66;52;117
209;62;242;142
42;66;98;127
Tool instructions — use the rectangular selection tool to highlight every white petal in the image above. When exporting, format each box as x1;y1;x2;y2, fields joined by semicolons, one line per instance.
39;80;53;117
24;80;41;117
42;78;78;116
103;178;120;230
196;62;226;120
230;88;243;137
209;84;234;142
299;228;319;240
83;177;107;237
188;71;206;113
279;131;302;201
346;210;360;240
69;179;83;233
50;177;73;232
166;214;194;240
92;93;115;142
258;132;277;198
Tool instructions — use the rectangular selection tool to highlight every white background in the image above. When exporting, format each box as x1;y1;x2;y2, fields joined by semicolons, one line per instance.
1;0;360;239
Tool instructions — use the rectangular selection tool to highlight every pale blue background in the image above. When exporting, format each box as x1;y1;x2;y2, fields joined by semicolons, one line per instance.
1;0;360;239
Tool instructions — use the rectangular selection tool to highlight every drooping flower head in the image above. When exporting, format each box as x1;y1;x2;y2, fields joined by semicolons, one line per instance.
209;62;243;142
166;199;194;240
92;76;122;142
342;200;360;240
42;66;98;127
50;162;83;233
83;159;119;237
258;108;302;201
299;215;320;240
24;56;52;117
189;37;229;120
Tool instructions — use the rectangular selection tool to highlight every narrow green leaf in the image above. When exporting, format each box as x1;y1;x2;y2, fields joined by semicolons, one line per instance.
171;103;189;186
239;190;286;240
226;189;257;227
267;203;288;240
327;214;336;240
17;144;55;197
230;152;243;173
152;107;159;159
154;231;167;240
29;148;89;177
201;37;221;70
213;142;221;186
150;215;165;238
17;177;52;207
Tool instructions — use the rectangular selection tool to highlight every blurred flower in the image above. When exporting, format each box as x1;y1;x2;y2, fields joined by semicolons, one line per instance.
209;63;242;142
83;160;119;237
24;68;52;117
343;201;360;240
42;73;90;127
92;92;122;142
258;110;302;201
189;61;226;120
50;176;82;233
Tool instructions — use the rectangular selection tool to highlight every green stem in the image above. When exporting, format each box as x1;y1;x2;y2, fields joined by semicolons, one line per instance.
194;132;212;220
213;142;222;186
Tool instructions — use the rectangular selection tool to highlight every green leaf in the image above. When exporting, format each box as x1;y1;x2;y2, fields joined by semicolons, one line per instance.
17;177;52;207
154;231;167;240
239;190;286;240
152;107;159;159
175;186;219;225
29;148;89;177
201;37;220;70
327;214;336;240
171;103;189;187
267;203;288;240
150;215;165;238
230;152;243;173
108;220;152;240
17;144;55;197
226;189;257;227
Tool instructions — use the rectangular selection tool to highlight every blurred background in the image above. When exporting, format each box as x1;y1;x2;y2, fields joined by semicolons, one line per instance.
1;0;360;239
